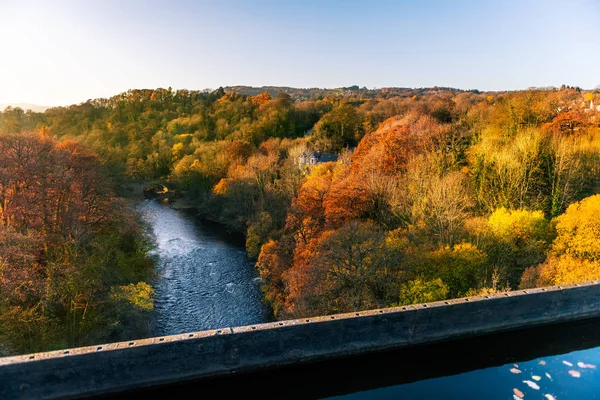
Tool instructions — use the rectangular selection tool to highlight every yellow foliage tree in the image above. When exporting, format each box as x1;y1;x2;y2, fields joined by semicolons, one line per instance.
111;282;155;312
552;194;600;260
521;195;600;288
425;242;488;297
396;278;449;306
484;207;550;286
488;207;547;242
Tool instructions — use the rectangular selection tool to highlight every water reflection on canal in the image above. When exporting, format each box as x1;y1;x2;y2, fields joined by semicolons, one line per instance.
331;322;600;400
334;347;600;399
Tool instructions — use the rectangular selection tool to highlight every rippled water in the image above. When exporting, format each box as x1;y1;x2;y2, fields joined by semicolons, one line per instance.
136;200;271;336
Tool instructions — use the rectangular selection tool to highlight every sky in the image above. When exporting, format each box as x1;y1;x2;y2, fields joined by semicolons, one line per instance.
0;0;598;106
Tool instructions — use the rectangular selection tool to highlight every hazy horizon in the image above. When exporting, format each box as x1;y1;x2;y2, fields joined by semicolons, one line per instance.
1;0;599;106
1;82;598;111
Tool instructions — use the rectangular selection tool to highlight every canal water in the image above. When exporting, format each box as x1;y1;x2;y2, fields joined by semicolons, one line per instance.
135;199;271;336
332;345;600;399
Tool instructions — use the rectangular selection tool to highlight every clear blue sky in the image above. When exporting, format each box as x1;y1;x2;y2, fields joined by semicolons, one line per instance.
1;0;598;106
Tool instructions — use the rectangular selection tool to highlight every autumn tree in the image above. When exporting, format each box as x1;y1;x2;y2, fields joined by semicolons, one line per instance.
310;103;365;152
422;243;488;298
284;221;398;316
522;195;600;288
396;279;449;306
470;128;548;212
544;111;587;135
483;207;551;287
256;235;296;316
0;132;154;354
286;163;335;244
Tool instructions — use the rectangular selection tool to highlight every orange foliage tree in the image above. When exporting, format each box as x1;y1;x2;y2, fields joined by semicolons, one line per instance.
283;221;397;317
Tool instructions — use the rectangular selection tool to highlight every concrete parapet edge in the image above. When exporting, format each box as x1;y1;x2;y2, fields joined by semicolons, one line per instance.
2;280;600;399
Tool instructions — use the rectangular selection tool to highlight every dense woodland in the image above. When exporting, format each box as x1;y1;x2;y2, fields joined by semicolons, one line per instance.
0;133;154;355
2;85;600;341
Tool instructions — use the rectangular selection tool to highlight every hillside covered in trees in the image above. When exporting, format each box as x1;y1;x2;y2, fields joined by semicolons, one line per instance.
2;84;600;325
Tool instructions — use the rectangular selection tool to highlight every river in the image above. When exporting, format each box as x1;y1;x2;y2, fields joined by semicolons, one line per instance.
135;199;272;336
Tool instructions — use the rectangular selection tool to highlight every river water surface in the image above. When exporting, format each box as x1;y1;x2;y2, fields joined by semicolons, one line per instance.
136;200;271;336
